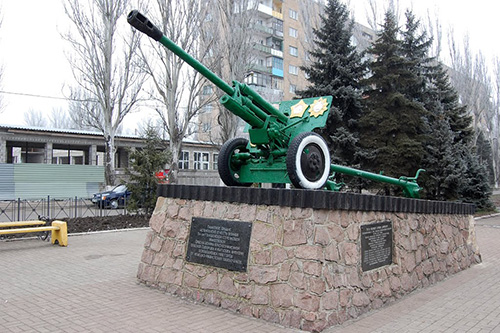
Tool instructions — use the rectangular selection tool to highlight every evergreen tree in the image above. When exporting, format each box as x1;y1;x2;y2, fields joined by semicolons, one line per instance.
421;113;466;200
400;10;433;103
429;64;473;145
126;128;171;216
298;0;366;167
420;63;475;200
399;10;464;200
476;131;495;184
359;10;427;195
399;10;491;206
461;147;493;210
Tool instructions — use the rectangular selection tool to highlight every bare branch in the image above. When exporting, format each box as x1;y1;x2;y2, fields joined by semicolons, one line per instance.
136;0;211;183
62;0;147;185
24;109;47;127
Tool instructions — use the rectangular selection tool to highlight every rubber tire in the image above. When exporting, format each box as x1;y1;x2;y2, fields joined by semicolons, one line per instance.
218;138;252;187
110;199;119;209
286;132;330;189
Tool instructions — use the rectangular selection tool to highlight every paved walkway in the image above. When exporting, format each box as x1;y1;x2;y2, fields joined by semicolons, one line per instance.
1;217;500;333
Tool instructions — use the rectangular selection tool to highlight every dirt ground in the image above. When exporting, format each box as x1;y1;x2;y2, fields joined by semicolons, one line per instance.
65;214;151;233
0;215;151;241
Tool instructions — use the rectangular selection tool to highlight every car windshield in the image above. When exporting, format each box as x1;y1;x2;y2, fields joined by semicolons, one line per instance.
112;185;127;193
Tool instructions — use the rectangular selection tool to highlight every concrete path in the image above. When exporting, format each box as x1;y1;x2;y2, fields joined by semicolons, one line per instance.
1;216;500;333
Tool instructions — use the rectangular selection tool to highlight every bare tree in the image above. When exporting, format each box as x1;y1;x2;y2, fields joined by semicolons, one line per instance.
63;0;146;185
448;33;498;185
364;0;400;31
425;10;442;59
48;107;73;129
136;0;213;184
448;34;495;142
204;0;259;144
24;109;47;127
0;11;4;114
492;56;500;187
298;1;323;51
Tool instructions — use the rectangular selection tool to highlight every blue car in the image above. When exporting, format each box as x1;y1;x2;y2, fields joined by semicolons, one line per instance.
91;185;131;209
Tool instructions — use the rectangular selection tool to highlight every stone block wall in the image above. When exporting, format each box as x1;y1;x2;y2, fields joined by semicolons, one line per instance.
137;186;480;332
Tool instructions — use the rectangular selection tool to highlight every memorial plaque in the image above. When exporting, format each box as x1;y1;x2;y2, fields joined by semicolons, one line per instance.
186;217;252;272
361;221;393;271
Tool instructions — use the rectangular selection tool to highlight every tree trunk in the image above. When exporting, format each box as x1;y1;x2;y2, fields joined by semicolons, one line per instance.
104;133;116;185
168;140;182;184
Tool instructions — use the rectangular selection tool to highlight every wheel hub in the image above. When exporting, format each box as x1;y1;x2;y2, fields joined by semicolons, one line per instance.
300;144;325;181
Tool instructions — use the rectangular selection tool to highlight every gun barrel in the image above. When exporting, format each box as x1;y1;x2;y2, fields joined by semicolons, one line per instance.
127;10;234;96
240;84;288;124
330;164;422;198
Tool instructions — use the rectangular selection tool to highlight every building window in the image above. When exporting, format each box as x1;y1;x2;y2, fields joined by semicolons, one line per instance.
273;57;283;70
273;18;283;35
201;103;213;114
362;31;373;40
179;151;189;169
202;85;213;95
194;152;209;170
289;27;297;38
289;9;298;20
289;84;296;94
213;153;218;170
289;46;298;57
267;36;283;51
289;65;298;75
272;77;283;90
245;71;271;87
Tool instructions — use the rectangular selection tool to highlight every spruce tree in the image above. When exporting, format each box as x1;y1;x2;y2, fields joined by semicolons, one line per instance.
461;147;493;210
399;10;491;206
476;131;495;184
359;10;426;195
400;10;433;103
399;10;462;200
421;113;466;200
298;0;366;167
420;63;475;200
126;128;171;216
429;64;473;145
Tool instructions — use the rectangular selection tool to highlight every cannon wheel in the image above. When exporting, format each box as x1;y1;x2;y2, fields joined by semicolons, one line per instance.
286;132;330;189
218;138;252;187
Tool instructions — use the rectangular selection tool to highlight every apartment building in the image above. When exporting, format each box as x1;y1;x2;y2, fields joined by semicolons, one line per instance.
195;0;377;144
196;0;324;143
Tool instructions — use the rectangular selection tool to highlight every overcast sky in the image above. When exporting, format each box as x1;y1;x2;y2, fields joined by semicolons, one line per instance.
0;0;499;128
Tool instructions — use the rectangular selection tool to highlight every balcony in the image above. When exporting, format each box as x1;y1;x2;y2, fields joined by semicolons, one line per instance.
248;64;272;74
271;49;283;58
248;85;284;102
272;10;283;20
254;23;273;36
272;67;284;77
254;44;272;54
257;3;273;17
274;29;284;38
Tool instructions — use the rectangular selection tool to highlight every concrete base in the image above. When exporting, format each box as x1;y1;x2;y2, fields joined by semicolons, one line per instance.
137;185;480;332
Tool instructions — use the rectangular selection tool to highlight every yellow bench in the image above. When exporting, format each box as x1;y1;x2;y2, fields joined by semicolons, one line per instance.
0;220;68;246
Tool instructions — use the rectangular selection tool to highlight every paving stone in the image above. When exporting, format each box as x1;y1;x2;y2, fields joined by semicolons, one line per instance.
2;216;500;333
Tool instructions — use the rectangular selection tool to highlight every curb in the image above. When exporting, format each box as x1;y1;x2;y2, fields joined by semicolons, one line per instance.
68;227;150;237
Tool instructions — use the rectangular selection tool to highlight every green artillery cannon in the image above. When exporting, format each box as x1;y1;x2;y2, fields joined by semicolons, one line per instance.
127;10;424;198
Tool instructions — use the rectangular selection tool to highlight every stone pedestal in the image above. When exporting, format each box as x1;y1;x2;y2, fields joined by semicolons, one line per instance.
137;185;480;332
